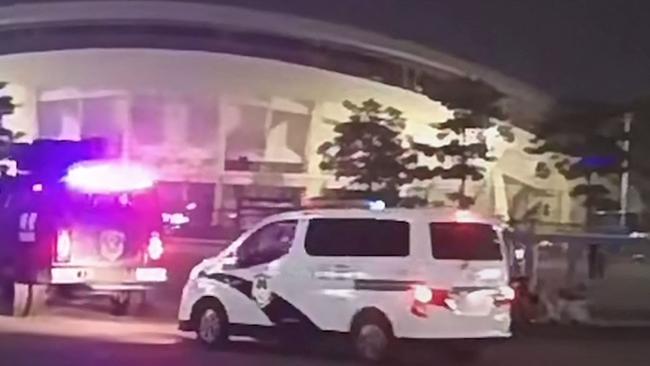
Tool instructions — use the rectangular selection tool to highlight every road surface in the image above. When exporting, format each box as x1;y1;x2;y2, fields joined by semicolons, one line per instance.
1;308;650;366
1;242;650;365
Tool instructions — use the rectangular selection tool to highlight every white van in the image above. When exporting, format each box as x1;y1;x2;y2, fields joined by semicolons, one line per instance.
178;208;513;362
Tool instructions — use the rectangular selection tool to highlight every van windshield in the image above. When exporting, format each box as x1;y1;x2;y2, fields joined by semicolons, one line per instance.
429;222;502;260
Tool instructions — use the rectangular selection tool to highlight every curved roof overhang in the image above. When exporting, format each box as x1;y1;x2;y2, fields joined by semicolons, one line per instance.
0;1;552;125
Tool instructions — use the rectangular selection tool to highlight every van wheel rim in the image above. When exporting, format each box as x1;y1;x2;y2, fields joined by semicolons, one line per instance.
356;324;387;361
199;309;221;343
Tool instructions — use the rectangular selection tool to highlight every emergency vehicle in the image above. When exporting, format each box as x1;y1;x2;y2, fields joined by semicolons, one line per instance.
0;139;167;316
178;204;513;362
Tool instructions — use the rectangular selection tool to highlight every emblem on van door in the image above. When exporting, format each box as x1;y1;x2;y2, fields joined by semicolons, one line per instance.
252;273;273;308
99;230;126;262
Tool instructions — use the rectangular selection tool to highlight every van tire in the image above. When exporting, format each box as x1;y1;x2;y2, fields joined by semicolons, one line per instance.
351;309;395;363
194;298;229;349
13;283;48;317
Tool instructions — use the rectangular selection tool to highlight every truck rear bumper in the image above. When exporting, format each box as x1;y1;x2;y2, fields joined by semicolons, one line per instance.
50;267;167;285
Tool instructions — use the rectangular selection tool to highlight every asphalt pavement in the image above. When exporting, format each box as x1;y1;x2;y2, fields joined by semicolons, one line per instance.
0;242;649;365
1;310;650;366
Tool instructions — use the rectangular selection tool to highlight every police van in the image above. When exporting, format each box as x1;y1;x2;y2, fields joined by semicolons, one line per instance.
178;206;512;362
0;139;167;316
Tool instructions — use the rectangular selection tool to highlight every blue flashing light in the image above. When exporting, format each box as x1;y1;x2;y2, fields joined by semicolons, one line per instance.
579;155;620;169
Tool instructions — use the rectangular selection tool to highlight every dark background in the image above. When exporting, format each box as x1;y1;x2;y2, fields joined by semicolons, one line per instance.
1;0;649;102
193;0;650;103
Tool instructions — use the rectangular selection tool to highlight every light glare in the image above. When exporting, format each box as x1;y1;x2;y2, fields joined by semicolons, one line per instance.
413;285;433;303
56;230;72;262
64;161;155;193
135;267;167;282
369;200;386;211
148;232;164;260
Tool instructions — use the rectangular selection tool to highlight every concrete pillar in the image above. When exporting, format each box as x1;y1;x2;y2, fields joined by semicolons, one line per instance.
492;167;510;221
113;95;132;159
163;98;189;148
213;96;238;224
303;102;327;198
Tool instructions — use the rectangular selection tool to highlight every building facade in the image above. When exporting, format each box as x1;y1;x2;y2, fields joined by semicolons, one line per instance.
0;1;574;230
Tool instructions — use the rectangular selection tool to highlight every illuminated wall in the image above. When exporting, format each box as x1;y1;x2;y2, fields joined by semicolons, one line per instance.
0;49;571;223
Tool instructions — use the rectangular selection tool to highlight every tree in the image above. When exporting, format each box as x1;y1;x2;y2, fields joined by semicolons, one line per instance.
317;99;418;205
525;101;626;224
413;78;512;209
0;82;20;175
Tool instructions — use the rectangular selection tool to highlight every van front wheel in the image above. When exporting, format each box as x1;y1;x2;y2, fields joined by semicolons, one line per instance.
195;300;229;349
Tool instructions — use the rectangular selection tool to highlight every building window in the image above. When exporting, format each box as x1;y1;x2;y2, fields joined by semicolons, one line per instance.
80;96;123;140
131;95;165;145
157;181;215;227
186;97;218;147
225;102;310;173
37;99;79;139
221;185;303;230
226;104;267;162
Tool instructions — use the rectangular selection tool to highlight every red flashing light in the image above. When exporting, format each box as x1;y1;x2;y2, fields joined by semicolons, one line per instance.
147;232;164;261
56;230;72;262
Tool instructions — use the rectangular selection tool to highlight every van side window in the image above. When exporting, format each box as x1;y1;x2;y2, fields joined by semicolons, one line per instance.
429;223;502;260
236;220;297;267
305;219;409;257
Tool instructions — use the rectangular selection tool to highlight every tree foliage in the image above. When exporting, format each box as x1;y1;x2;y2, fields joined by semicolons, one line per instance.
413;78;511;209
0;82;19;167
317;99;418;205
525;101;626;213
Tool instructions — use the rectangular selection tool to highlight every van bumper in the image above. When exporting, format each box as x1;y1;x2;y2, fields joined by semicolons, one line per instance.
393;307;512;340
49;267;167;285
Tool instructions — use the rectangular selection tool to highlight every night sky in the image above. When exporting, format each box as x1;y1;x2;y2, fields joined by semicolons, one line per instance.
193;0;650;103
1;0;648;102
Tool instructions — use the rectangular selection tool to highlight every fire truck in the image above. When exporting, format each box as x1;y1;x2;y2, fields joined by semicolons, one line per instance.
0;139;167;316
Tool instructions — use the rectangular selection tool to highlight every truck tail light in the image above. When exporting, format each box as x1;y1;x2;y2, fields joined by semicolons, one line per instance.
56;230;72;262
147;232;164;261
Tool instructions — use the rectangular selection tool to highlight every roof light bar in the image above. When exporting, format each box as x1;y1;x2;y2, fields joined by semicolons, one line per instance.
63;160;156;193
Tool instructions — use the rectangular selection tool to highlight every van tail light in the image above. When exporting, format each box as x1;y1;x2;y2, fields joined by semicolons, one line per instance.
411;285;451;317
56;230;72;262
413;285;433;303
147;232;164;261
494;285;516;306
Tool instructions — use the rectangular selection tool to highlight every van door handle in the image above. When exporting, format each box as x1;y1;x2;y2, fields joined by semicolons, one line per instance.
313;265;356;280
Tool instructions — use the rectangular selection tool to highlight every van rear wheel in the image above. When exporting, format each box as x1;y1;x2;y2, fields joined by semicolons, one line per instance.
351;311;395;363
12;283;48;317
